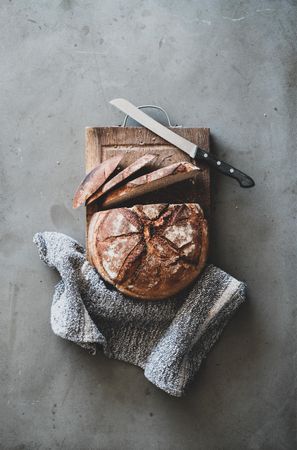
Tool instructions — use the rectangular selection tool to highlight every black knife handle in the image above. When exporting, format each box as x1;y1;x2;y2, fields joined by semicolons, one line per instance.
197;150;255;188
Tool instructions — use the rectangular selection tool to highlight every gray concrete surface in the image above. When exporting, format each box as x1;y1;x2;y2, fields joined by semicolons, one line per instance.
1;1;296;449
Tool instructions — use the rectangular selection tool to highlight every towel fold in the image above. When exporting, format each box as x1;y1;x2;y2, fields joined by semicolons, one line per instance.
34;231;246;396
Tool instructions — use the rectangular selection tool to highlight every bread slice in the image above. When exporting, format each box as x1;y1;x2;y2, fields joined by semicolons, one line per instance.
100;161;200;209
72;155;122;209
86;154;156;206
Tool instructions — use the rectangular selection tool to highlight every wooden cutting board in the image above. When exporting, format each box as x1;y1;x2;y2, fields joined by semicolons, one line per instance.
85;126;210;254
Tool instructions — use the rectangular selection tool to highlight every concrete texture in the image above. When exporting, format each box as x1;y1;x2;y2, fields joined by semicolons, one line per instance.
0;0;296;449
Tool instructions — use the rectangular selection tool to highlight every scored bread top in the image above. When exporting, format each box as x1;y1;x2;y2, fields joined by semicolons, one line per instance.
88;203;208;300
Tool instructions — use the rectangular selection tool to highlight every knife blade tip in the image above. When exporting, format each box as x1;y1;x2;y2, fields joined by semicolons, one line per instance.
109;98;125;105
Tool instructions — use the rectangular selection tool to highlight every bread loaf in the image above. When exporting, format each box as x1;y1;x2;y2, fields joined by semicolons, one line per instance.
72;155;122;209
86;154;156;206
88;203;208;300
100;161;200;209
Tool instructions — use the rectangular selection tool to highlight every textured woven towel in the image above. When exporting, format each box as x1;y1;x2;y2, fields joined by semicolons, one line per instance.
33;231;246;397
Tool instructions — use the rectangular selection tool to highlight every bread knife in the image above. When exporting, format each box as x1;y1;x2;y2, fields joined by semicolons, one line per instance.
110;98;255;188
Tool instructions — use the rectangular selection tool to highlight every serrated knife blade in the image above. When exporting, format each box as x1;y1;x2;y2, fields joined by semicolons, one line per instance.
110;98;255;188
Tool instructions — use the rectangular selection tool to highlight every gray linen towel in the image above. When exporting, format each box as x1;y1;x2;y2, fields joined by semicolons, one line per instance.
33;231;246;397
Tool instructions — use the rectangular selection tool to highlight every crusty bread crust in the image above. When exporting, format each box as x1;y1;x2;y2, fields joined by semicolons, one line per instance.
86;154;156;205
72;155;122;209
100;162;200;209
88;203;208;300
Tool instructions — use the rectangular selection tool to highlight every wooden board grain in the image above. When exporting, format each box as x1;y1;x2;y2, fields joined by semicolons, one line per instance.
85;126;210;254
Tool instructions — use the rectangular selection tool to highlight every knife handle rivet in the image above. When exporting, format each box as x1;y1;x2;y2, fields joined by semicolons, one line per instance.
217;161;221;166
203;153;208;158
230;168;234;173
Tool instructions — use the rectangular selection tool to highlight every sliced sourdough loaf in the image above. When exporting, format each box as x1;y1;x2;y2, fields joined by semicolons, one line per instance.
86;154;156;206
100;161;200;209
72;155;122;209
